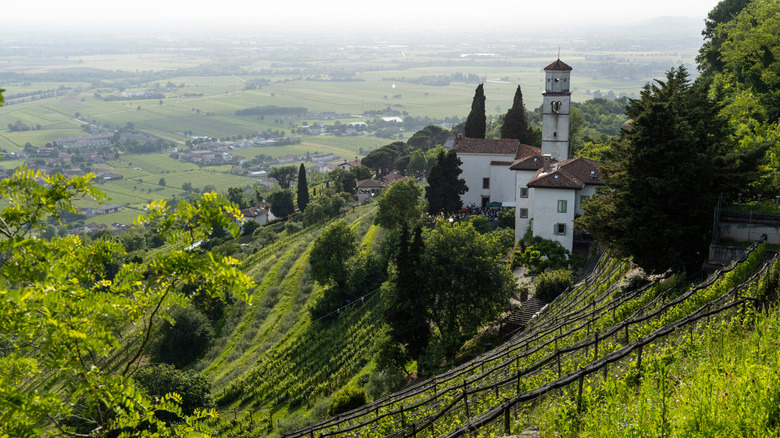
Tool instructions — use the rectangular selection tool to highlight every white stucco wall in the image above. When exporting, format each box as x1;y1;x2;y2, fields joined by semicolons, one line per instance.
532;187;576;251
489;163;516;205
514;169;537;241
458;153;515;207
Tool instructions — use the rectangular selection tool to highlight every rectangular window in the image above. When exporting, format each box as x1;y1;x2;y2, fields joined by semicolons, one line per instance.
557;200;567;213
482;178;490;189
520;187;529;198
519;208;528;219
554;223;566;235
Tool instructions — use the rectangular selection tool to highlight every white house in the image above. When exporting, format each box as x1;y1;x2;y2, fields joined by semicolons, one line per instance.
453;137;540;209
241;204;273;225
356;179;388;204
522;156;603;250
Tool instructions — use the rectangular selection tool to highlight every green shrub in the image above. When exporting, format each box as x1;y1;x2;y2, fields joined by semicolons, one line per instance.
134;364;214;423
535;269;573;303
151;306;215;369
327;387;367;417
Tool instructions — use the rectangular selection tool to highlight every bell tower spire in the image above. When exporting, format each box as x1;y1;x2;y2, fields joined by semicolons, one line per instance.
541;58;573;161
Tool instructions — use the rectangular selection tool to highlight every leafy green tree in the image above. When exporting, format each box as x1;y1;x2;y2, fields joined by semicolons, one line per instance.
269;165;298;189
0;166;253;437
425;150;467;216
697;0;751;77
328;168;358;194
351;165;372;181
242;219;260;236
309;219;356;289
134;364;214;423
362;142;409;177
420;222;516;359
159;177;166;187
227;186;249;209
406;125;451;152
464;83;486;138
374;180;424;230
575;67;759;273
268;189;296;218
500;85;535;144
303;190;348;226
407;150;427;179
297;163;309;212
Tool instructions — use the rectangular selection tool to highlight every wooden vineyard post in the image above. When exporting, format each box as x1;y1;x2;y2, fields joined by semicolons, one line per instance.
577;374;585;412
557;351;561;378
400;405;406;427
516;369;521;395
625;323;629;344
463;381;470;420
636;344;643;372
594;332;599;359
504;405;511;434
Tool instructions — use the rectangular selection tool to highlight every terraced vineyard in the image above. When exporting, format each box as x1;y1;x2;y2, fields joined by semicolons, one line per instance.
187;204;386;435
265;240;775;438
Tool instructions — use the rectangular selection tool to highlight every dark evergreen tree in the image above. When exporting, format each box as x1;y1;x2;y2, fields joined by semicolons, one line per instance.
425;150;467;215
464;84;486;138
385;226;429;366
575;67;761;273
297;163;309;212
500;85;535;144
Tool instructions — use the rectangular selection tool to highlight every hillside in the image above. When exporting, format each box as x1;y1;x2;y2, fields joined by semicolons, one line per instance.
185;218;778;437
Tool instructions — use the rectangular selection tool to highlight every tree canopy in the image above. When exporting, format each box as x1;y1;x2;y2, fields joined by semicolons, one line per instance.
268;189;296;218
425;150;467;216
269;165;298;189
309;219;357;289
464;83;486;138
500;85;535;144
575;67;760;273
374;179;424;230
419;222;515;358
0;167;253;437
297;163;309;212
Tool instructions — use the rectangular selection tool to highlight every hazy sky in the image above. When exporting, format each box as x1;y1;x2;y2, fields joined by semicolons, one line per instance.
10;0;722;33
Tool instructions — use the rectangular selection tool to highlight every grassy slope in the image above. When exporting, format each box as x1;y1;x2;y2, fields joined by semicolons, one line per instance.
190;206;382;428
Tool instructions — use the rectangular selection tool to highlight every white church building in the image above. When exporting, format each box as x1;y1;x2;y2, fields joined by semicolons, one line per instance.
455;59;603;253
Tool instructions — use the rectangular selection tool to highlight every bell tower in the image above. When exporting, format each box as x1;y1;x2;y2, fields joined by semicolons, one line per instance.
541;59;573;161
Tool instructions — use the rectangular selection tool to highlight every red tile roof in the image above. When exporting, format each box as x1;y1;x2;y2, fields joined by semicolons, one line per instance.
527;157;603;190
510;154;544;171
544;59;573;71
357;179;388;189
453;138;519;155
382;172;406;182
454;138;541;160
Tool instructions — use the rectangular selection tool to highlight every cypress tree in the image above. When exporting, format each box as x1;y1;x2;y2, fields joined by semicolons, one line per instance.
297;163;309;212
425;150;467;215
500;85;535;144
386;226;429;364
464;84;486;138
